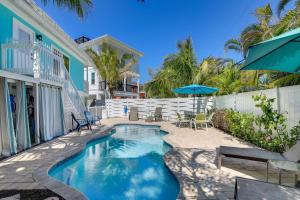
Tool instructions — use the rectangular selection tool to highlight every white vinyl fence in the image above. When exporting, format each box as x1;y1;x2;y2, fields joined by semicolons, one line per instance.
104;85;300;130
105;97;215;121
216;85;300;130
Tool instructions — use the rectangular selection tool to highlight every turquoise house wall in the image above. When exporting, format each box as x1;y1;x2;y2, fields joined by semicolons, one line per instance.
0;3;84;91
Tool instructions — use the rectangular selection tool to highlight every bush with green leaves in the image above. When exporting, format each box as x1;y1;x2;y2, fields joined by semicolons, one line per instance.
226;110;255;141
223;94;300;153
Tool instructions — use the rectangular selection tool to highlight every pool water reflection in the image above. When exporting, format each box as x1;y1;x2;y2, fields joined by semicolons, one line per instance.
49;125;180;200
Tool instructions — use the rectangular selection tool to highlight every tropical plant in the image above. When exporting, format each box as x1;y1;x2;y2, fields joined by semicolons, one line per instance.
226;109;256;141
224;2;300;89
145;37;198;98
146;2;300;98
277;0;300;17
193;57;231;85
225;4;275;57
86;43;136;98
269;74;300;87
208;62;242;95
253;94;289;152
40;0;93;18
39;0;145;18
224;95;300;153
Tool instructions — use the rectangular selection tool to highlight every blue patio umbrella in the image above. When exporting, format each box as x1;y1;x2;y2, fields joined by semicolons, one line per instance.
241;27;300;73
173;84;218;113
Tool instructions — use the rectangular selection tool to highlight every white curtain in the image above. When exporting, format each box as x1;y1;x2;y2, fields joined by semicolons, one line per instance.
0;77;17;157
15;81;31;151
39;85;65;141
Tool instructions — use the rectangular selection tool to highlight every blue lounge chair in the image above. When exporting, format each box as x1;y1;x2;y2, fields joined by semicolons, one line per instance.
71;113;90;132
84;111;101;125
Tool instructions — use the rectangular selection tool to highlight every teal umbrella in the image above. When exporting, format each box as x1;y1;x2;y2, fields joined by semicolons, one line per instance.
173;84;218;113
241;27;300;73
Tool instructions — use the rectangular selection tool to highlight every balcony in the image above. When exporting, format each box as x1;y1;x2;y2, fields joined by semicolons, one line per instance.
99;81;139;98
115;83;138;93
1;41;67;84
1;40;86;115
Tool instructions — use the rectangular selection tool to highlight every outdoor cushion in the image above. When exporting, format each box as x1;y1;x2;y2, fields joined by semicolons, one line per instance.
283;141;300;162
235;177;300;200
129;107;139;121
219;146;286;163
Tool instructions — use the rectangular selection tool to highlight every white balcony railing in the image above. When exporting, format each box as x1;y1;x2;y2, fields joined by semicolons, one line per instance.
1;41;86;115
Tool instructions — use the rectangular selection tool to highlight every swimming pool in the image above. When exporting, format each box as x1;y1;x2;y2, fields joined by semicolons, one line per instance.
49;125;179;200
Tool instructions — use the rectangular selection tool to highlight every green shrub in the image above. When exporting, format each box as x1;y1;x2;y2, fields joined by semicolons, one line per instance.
226;110;255;141
221;94;300;153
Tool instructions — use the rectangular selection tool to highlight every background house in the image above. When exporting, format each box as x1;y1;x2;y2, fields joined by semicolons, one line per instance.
77;35;144;103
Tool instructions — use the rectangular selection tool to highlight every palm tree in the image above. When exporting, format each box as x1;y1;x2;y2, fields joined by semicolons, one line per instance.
224;39;244;56
39;0;93;18
145;37;198;98
224;4;278;89
225;4;275;57
275;0;300;34
208;62;242;95
39;0;145;18
193;57;231;85
86;43;136;98
277;0;300;16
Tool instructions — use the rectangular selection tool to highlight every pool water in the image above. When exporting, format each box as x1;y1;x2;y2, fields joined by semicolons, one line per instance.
49;125;180;200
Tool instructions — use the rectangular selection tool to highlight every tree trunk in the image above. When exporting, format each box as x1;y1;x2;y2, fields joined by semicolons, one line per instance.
107;83;114;99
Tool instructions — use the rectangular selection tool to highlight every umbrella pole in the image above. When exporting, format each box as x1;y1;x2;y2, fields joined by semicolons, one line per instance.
193;89;195;115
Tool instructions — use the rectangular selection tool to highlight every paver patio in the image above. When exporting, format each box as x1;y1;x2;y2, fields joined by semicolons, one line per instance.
0;117;296;200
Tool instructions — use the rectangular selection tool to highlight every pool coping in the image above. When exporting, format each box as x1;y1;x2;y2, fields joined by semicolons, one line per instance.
32;122;181;200
33;125;114;200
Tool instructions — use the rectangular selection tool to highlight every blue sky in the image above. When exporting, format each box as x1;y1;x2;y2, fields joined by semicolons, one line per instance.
37;0;280;83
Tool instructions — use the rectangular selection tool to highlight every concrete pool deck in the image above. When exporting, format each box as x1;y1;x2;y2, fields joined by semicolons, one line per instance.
0;118;296;200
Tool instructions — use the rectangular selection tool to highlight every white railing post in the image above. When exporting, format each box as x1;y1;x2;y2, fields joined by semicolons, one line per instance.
33;44;40;79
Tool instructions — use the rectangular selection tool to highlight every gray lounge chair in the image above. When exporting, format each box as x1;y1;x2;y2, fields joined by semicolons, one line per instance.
234;177;300;200
154;107;163;121
129;107;139;121
217;141;300;169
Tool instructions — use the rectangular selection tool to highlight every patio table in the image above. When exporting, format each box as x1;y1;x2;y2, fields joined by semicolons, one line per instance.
267;159;300;186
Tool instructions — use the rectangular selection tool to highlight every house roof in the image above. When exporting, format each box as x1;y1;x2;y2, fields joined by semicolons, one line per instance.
80;34;144;57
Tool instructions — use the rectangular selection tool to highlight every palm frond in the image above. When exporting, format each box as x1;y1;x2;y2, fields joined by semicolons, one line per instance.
41;0;93;18
277;0;293;16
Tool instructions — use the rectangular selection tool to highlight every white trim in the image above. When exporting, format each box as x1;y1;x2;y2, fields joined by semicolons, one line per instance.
0;70;39;84
80;34;144;57
0;70;63;88
1;0;95;67
7;79;34;87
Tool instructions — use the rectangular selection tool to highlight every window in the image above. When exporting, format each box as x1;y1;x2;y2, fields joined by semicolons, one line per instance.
91;72;95;85
13;18;34;74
